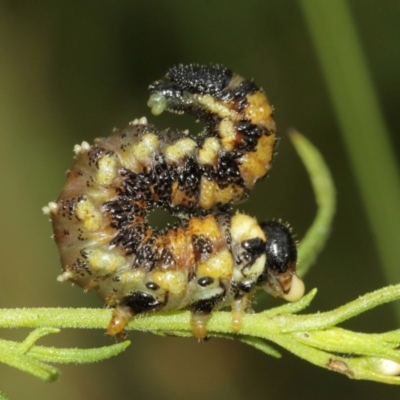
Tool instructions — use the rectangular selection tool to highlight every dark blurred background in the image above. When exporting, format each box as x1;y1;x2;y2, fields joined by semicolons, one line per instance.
0;1;399;399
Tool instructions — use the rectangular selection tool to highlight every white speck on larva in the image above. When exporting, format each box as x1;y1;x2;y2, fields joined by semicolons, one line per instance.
42;201;58;215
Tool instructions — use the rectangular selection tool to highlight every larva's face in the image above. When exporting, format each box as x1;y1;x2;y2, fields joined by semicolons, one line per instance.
44;64;304;339
148;81;185;115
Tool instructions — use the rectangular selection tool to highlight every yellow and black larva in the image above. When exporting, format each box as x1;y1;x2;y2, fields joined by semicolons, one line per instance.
44;64;304;339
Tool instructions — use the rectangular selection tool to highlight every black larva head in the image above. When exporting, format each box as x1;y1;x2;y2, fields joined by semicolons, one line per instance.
147;64;233;116
261;220;297;275
254;220;301;301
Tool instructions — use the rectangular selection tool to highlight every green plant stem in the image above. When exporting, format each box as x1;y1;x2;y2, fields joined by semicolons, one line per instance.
0;325;130;382
0;284;399;383
290;132;335;276
299;0;400;318
0;285;398;338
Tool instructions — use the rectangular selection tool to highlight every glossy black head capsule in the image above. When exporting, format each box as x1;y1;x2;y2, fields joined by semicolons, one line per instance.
262;220;297;275
256;220;303;301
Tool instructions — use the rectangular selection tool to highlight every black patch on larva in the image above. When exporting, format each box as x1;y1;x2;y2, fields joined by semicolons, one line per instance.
241;237;265;258
191;292;225;314
178;157;201;190
215;212;232;251
218;79;259;110
160;248;175;267
122;292;162;314
149;154;175;205
214;152;244;189
192;235;213;262
72;258;91;276
133;242;157;271
87;146;106;167
104;196;143;230
236;121;264;152
167;64;233;95
237;280;254;293
59;198;76;219
176;157;202;207
109;224;149;256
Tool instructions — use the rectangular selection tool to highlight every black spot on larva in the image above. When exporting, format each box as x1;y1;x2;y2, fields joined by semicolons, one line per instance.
80;249;88;259
198;276;214;287
160;248;175;267
191;292;225;314
122;292;162;314
192;235;213;262
133;241;158;271
109;224;148;256
87;146;106;167
242;237;265;258
145;281;160;291
218;79;259;110
121;170;154;205
59;198;76;219
215;152;244;189
238;280;254;293
215;212;232;250
236;121;263;152
72;258;91;276
178;157;201;194
187;271;197;282
148;154;175;205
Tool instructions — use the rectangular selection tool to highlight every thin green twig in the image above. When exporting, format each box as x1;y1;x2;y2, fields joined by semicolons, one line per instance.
290;131;335;276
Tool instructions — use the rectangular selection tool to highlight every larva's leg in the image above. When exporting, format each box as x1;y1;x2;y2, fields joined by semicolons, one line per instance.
190;312;212;339
106;305;133;338
189;286;226;339
230;295;252;333
107;290;164;338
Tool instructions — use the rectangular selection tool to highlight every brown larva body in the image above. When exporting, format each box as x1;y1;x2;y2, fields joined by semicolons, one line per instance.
45;65;304;338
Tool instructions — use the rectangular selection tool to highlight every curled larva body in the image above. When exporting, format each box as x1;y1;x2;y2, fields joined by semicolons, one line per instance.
46;65;304;338
148;64;278;210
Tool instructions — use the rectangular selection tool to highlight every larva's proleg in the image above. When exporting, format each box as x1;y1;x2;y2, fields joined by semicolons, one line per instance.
45;65;304;339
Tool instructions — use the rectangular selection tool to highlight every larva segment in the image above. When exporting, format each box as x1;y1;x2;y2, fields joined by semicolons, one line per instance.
148;64;278;208
47;65;304;339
